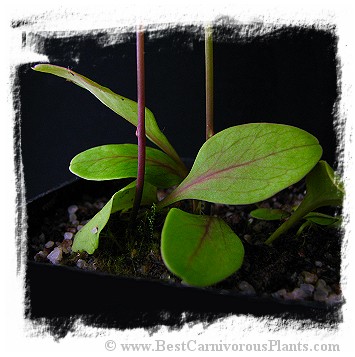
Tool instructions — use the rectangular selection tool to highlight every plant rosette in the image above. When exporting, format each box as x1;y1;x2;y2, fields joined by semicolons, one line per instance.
30;62;343;297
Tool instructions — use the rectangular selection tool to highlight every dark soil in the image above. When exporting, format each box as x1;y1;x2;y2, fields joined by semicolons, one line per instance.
27;179;343;306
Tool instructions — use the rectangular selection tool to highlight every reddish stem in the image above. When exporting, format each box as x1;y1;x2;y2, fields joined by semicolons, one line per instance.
205;25;214;141
204;25;214;215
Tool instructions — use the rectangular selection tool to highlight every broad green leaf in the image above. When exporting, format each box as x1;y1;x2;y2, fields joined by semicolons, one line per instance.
161;208;244;287
158;123;322;207
250;208;289;221
72;181;157;254
304;212;341;226
265;160;344;244
70;144;184;188
33;64;187;176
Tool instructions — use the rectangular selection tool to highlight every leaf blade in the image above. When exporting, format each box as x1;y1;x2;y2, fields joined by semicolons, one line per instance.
69;144;184;188
304;212;341;226
33;64;187;175
250;208;289;221
159;123;322;207
161;208;244;287
265;160;344;244
72;181;157;254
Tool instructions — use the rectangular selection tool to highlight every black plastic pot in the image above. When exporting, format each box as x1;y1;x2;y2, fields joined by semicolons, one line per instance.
26;179;342;338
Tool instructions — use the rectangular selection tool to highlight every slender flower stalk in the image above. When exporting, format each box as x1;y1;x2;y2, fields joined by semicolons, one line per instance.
205;25;214;141
130;28;146;227
203;24;214;215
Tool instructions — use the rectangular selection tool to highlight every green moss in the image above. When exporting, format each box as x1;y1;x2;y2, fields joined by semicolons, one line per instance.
91;205;168;279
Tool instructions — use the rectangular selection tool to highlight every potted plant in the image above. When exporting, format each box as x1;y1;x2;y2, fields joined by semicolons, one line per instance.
24;23;343;338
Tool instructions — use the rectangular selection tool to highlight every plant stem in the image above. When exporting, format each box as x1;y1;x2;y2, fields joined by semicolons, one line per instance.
205;24;214;141
264;194;318;245
204;24;214;215
130;28;146;229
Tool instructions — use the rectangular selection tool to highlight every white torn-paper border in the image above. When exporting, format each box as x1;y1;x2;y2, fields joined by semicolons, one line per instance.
2;0;354;355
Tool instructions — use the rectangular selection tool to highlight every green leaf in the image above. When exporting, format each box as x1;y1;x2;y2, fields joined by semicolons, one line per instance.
33;64;187;176
295;221;312;237
72;181;157;254
158;123;322;207
250;208;289;221
265;160;344;244
304;212;341;226
70;144;184;188
161;208;244;287
304;160;344;206
296;212;341;237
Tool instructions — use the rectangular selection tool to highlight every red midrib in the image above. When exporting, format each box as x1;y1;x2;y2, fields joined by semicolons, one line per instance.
75;153;180;177
186;217;213;268
173;143;319;198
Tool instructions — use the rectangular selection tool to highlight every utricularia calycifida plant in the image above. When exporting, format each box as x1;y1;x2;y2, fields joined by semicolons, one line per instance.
33;26;343;287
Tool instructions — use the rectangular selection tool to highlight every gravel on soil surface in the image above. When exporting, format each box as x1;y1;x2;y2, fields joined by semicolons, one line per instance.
28;182;343;306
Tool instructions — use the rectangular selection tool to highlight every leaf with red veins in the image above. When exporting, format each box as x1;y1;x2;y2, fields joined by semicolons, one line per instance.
158;123;322;207
161;208;244;287
70;144;184;188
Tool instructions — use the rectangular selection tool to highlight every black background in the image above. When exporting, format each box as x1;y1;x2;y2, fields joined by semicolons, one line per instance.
17;23;339;200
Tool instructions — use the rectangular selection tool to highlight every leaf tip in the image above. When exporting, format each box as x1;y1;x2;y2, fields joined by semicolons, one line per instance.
32;63;50;72
31;64;41;71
